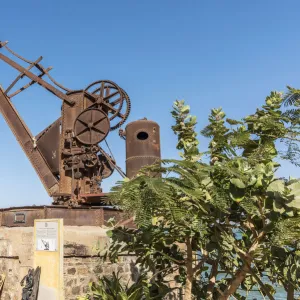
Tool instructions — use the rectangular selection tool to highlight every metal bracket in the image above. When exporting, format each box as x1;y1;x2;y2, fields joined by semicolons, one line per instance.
0;41;8;48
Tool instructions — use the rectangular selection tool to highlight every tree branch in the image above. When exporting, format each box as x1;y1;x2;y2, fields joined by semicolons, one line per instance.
206;258;219;299
184;237;193;300
245;263;275;300
217;231;266;300
192;255;214;273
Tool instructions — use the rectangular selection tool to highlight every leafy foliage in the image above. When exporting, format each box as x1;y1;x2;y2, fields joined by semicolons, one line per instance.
171;100;200;161
84;87;300;300
78;271;167;300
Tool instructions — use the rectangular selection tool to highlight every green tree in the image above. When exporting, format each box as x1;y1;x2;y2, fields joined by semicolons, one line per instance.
94;88;300;299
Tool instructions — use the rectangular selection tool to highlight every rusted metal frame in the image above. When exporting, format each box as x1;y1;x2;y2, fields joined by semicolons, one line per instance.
5;56;43;95
35;117;61;141
99;208;104;226
0;40;71;93
84;91;125;119
102;101;125;118
95;209;101;226
0;89;59;195
35;63;71;93
9;66;53;98
0;206;136;228
0;41;8;48
0;53;74;105
1;41;34;64
0;204;116;211
45;207;50;219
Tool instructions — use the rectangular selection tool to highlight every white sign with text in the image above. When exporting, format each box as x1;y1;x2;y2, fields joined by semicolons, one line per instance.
36;221;58;252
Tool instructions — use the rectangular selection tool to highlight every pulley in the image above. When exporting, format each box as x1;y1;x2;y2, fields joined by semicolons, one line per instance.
74;108;110;145
99;154;115;179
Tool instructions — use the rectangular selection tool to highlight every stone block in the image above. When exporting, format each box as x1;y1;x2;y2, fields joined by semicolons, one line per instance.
71;286;80;295
67;268;76;275
0;240;10;256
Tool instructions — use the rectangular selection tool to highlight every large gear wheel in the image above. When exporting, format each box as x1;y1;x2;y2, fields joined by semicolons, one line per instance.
110;88;131;131
74;108;110;145
84;80;131;131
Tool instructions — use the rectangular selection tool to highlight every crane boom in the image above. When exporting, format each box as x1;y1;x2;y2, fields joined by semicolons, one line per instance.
0;88;59;196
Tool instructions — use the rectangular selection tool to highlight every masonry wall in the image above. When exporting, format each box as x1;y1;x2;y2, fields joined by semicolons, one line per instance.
64;256;138;300
0;226;137;300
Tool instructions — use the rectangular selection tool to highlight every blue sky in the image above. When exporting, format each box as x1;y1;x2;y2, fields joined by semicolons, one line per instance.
0;1;300;207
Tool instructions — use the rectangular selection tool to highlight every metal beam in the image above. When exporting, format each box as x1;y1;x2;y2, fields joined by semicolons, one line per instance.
0;89;59;196
0;53;74;106
5;56;43;95
9;66;52;98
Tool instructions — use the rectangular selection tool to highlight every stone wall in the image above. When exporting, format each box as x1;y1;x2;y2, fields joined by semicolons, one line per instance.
0;258;20;300
0;226;136;300
64;256;138;300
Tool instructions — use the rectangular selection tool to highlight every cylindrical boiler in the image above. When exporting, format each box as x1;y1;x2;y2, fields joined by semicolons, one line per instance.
125;119;161;179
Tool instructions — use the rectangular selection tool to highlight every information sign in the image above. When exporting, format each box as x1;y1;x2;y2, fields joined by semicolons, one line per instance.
36;221;58;252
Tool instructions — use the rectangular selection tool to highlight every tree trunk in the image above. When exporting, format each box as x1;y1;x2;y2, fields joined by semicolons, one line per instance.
218;232;265;300
287;283;294;300
184;237;193;300
218;262;250;300
206;260;218;299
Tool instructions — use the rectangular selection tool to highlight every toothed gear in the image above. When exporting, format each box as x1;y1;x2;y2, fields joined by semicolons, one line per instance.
84;80;131;131
110;88;131;131
85;80;123;121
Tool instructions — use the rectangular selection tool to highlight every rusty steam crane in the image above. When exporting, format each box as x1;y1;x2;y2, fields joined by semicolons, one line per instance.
0;40;161;207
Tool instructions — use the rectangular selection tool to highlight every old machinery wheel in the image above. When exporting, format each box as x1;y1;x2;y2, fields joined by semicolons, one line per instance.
99;154;115;179
84;80;122;119
74;108;110;145
110;88;131;131
83;153;99;168
84;80;131;131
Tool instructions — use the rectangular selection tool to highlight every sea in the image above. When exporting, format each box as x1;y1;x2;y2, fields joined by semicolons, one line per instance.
237;284;299;299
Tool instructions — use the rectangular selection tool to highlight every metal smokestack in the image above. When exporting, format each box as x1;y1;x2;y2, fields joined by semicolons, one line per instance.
125;119;161;179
